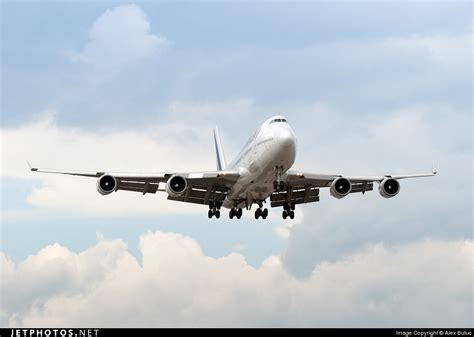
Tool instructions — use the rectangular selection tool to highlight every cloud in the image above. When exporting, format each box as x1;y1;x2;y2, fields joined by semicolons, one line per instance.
1;99;470;251
166;98;256;127
282;103;472;277
1;113;217;218
275;208;305;239
173;31;471;114
1;231;472;327
231;243;247;252
1;3;471;328
382;34;472;72
71;4;167;71
3;2;471;128
0;98;268;219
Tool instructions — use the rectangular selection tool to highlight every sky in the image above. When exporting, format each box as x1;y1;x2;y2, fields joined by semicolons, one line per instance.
1;0;473;327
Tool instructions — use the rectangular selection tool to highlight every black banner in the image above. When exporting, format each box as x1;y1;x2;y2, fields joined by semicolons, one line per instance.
0;328;473;337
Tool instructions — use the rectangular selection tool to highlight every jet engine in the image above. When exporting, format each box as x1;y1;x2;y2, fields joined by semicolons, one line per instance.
379;178;400;198
166;175;187;197
330;177;352;199
97;174;117;195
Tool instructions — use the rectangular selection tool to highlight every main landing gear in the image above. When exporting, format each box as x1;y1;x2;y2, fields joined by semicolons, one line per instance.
255;208;268;220
229;208;243;219
282;210;294;219
282;201;295;219
208;201;221;219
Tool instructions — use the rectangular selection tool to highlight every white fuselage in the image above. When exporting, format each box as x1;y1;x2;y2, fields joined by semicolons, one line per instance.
223;116;296;209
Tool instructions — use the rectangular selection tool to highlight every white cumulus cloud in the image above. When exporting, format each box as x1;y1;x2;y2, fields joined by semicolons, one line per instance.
1;113;216;218
1;231;472;327
71;4;168;71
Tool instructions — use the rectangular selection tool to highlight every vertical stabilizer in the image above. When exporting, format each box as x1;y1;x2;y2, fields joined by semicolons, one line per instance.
213;127;227;171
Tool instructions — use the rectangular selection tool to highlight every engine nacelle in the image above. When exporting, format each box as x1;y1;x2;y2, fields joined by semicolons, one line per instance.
330;177;352;199
166;175;187;197
379;178;400;198
97;174;117;195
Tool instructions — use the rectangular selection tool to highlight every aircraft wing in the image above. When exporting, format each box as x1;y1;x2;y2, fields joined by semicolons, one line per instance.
29;164;240;206
284;169;437;186
270;168;437;208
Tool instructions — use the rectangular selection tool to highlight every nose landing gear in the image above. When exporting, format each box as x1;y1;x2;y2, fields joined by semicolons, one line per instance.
273;180;285;191
273;165;286;191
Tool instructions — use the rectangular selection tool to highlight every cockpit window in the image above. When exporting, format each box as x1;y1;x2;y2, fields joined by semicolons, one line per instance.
270;118;287;124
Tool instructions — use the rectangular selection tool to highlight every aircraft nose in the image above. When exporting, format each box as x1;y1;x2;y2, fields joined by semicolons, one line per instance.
279;128;296;151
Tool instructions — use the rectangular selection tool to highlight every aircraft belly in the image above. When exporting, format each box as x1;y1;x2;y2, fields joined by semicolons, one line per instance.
224;155;282;208
223;129;296;209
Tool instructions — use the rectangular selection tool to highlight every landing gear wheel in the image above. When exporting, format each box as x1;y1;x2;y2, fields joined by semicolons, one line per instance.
282;211;287;219
255;208;262;219
283;202;289;211
262;208;268;219
208;210;213;218
290;202;295;210
229;209;234;219
215;210;220;219
289;211;295;219
238;208;243;218
209;201;214;210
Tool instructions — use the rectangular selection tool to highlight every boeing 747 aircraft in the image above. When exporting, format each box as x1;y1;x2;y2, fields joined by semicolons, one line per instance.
30;116;436;220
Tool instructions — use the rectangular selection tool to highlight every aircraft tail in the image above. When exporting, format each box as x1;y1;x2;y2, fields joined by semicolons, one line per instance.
213;126;227;171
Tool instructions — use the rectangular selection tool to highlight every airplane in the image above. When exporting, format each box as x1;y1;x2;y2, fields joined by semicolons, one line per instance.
29;116;437;220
